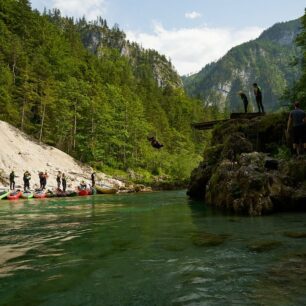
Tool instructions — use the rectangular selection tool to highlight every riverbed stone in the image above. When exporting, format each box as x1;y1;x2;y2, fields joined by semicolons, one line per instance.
284;232;306;239
247;240;282;252
191;231;228;247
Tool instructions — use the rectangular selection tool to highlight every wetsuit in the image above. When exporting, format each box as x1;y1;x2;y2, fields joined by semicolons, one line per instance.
56;175;61;189
9;172;15;190
62;177;67;192
39;172;43;189
23;173;30;191
91;173;95;187
41;175;47;190
254;87;264;113
240;93;248;113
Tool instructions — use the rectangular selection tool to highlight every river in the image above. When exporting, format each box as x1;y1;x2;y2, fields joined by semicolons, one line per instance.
0;191;306;305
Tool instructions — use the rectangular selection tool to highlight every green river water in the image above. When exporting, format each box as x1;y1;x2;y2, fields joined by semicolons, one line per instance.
0;191;306;306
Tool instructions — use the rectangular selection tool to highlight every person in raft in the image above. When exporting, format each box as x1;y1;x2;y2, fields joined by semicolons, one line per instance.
62;173;67;193
147;136;164;149
287;101;306;155
80;181;87;190
91;172;96;187
56;171;61;190
23;171;31;191
238;91;249;113
9;170;16;190
253;83;265;113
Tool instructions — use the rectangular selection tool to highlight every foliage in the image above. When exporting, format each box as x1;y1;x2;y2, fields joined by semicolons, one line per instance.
286;9;306;108
0;0;214;182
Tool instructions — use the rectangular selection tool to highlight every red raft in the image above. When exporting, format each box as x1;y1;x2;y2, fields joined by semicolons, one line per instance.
8;191;22;200
78;189;90;196
34;190;46;199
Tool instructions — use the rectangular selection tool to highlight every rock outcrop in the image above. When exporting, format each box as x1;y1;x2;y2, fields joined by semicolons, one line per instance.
187;113;306;216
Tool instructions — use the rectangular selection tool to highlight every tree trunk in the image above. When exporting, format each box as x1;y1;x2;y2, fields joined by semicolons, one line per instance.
21;98;26;131
73;103;77;150
39;102;46;143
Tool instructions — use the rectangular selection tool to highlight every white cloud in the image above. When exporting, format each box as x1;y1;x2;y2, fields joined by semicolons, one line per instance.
185;11;202;20
51;0;107;20
127;24;264;75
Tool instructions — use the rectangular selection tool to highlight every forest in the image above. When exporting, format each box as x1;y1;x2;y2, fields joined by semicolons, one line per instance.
0;0;217;183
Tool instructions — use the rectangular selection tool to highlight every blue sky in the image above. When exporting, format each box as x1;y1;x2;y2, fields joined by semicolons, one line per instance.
30;0;305;74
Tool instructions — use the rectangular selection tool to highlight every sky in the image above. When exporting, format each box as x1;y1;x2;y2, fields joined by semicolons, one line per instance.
30;0;305;75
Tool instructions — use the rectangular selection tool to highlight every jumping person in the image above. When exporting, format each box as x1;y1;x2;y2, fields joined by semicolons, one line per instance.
148;136;164;149
238;91;249;113
56;171;61;190
9;171;15;190
253;83;264;113
287;101;306;155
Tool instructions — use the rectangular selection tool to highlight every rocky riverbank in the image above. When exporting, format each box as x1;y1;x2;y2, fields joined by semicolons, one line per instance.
0;120;148;193
187;112;306;216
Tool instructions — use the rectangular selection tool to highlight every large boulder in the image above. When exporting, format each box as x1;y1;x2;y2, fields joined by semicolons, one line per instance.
187;162;212;199
188;113;306;215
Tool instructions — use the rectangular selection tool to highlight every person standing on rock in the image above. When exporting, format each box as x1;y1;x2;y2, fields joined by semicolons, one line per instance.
238;91;249;113
56;171;61;190
62;173;67;192
9;171;15;190
287;101;306;155
253;83;265;113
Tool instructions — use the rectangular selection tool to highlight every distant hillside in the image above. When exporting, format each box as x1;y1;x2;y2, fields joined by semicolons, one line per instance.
76;18;183;89
183;19;302;112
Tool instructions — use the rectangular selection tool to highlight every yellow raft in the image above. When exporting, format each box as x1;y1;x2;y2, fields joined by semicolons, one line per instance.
96;185;118;194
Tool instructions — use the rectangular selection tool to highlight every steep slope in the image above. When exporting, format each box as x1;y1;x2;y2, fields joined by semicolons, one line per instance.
0;121;123;189
183;19;302;112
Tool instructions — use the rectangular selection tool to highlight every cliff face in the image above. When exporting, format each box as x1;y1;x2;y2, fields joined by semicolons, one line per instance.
183;19;302;111
187;113;306;216
77;21;183;89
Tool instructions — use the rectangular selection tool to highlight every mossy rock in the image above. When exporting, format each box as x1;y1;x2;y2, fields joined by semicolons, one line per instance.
247;240;282;252
191;231;228;247
221;132;253;160
284;232;306;239
203;144;224;165
161;242;187;252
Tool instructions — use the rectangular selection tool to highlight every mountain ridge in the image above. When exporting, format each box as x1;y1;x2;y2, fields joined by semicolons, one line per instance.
183;18;302;112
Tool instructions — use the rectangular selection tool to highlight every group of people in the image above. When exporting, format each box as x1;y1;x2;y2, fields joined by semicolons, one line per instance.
238;83;265;113
9;170;66;192
8;170;97;192
9;170;32;191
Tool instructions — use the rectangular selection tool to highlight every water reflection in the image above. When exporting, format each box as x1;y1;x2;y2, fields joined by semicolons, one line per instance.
0;191;305;305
